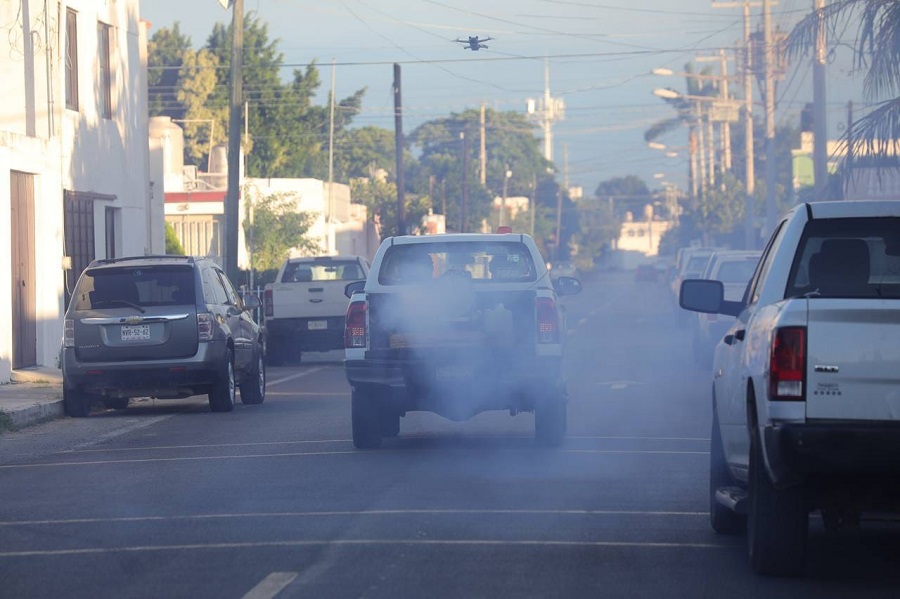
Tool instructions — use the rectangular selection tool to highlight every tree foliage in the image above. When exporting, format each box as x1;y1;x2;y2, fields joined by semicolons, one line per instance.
243;188;318;273
148;23;192;120
164;222;185;255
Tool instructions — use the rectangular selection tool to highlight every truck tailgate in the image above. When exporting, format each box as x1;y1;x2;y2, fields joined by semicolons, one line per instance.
806;300;900;421
269;282;348;318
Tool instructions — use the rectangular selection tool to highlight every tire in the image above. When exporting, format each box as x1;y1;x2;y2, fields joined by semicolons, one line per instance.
102;397;130;410
534;394;567;447
747;428;808;576
351;387;382;449
208;350;236;413
710;406;746;535
380;410;400;438
63;386;92;418
239;350;266;405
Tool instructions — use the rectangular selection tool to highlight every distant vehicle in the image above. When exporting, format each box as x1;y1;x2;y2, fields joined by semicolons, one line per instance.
343;232;581;448
671;247;718;323
263;255;369;365
61;255;266;417
634;264;659;282
455;35;492;50
551;262;578;279
689;250;760;364
681;200;900;576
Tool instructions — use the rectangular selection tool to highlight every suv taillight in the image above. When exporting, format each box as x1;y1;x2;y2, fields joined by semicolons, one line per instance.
344;301;367;348
536;297;560;344
264;289;273;318
198;312;214;342
769;327;806;401
64;319;75;348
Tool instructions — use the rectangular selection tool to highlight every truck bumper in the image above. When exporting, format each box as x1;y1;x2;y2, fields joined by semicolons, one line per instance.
764;422;900;487
267;317;345;352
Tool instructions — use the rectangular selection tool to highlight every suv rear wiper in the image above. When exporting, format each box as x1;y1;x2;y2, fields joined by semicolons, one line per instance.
100;299;146;313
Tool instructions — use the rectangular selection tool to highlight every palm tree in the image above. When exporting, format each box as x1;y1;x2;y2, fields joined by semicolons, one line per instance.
787;1;900;160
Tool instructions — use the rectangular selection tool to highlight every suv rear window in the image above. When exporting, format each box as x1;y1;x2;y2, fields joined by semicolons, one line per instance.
73;266;196;310
379;241;536;285
786;217;900;299
281;260;363;282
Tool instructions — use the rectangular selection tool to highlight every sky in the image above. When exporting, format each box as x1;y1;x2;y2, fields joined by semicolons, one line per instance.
140;0;868;196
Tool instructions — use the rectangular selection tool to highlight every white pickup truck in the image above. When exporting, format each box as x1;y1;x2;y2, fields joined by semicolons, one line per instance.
680;200;900;576
343;233;582;449
263;255;368;364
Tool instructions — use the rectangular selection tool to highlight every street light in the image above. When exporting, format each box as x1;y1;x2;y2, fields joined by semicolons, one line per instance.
499;167;512;227
647;141;667;151
651;67;674;77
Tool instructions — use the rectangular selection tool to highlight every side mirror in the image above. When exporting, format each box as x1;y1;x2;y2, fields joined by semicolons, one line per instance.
679;278;744;317
554;275;582;297
242;294;261;311
344;280;366;298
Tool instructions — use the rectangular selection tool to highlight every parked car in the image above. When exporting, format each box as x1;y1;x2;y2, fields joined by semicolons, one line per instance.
690;250;761;364
680;200;900;576
60;255;266;417
671;246;718;324
550;261;578;279
343;232;581;448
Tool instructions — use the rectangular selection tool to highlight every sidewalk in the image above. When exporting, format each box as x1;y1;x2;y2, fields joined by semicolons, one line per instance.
0;367;64;431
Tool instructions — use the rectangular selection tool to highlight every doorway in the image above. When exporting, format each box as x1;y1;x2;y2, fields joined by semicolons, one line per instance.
10;171;37;369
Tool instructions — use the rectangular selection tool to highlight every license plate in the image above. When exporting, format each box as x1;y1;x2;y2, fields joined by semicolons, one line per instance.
308;320;327;330
435;364;473;380
121;324;150;341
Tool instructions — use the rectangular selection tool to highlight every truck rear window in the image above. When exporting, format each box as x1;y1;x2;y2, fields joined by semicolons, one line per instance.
281;260;364;282
786;217;900;299
379;241;537;285
73;266;196;310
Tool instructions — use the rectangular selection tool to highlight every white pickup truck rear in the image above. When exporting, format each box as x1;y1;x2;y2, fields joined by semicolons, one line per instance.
680;200;900;576
263;256;368;364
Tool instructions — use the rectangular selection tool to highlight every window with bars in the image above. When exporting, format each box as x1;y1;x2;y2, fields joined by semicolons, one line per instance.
64;192;95;305
98;22;112;118
65;9;78;111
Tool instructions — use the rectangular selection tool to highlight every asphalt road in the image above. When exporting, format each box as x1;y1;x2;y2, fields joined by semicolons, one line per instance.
2;271;900;598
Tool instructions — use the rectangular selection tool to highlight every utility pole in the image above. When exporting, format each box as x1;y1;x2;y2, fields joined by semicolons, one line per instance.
719;49;732;173
479;102;487;186
224;0;244;282
328;59;335;223
763;0;778;236
527;59;564;162
393;63;405;235
530;172;536;236
812;0;828;200
460;130;469;232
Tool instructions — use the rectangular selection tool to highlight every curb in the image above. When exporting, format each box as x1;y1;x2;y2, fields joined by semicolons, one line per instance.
2;398;65;430
0;367;65;432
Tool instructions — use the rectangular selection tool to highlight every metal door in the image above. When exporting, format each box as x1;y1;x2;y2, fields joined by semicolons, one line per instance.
10;172;36;369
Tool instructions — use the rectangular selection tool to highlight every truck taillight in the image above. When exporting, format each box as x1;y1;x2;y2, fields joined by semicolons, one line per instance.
769;327;806;401
198;312;214;342
64;319;75;348
345;301;367;348
536;297;560;344
264;289;273;318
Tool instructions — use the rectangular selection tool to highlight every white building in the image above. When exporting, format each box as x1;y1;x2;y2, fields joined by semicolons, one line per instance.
0;0;159;383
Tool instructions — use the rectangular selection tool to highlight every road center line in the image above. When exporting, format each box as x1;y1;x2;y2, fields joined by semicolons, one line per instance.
0;538;734;558
267;367;328;386
241;572;298;599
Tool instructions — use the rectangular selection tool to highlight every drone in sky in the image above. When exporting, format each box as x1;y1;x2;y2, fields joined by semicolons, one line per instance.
455;36;493;51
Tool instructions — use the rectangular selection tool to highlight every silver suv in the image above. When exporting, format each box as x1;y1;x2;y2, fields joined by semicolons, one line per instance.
61;256;266;417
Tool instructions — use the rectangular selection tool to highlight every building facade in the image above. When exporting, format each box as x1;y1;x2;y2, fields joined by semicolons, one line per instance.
0;0;160;382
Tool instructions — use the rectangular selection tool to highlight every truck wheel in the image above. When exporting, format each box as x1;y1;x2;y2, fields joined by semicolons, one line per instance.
710;407;746;535
747;429;807;576
64;386;93;418
352;387;382;449
208;351;236;413
240;351;266;405
380;410;400;438
534;396;566;447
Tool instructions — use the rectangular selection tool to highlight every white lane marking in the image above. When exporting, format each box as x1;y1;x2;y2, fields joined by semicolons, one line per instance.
267;367;328;387
0;538;732;558
611;383;627;390
68;439;353;454
241;572;298;599
578;318;588;327
0;509;707;527
568;435;709;442
2;448;707;469
596;380;643;387
68;415;176;451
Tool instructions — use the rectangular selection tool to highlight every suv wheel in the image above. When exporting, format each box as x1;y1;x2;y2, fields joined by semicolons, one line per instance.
710;405;746;534
352;387;382;449
534;394;566;447
747;428;808;576
209;350;236;413
240;351;266;405
64;386;93;418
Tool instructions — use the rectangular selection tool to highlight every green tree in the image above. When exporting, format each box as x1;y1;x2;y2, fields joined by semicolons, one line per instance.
165;222;185;255
572;199;621;271
148;23;192;119
178;48;224;166
244;188;318;274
